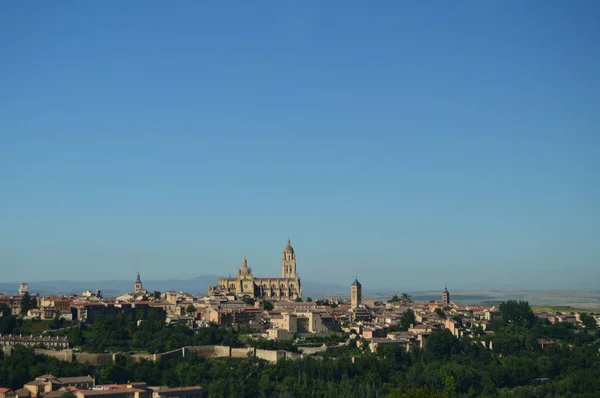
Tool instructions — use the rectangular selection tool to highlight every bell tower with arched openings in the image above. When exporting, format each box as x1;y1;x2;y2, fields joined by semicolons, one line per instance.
281;239;297;278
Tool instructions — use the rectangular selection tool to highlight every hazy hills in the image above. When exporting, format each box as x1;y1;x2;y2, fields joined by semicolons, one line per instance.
2;278;598;309
0;276;348;297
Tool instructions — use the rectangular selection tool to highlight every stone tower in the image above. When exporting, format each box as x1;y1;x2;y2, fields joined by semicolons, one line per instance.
442;284;450;305
351;277;362;309
237;256;254;295
18;283;30;295
135;272;143;294
281;239;297;278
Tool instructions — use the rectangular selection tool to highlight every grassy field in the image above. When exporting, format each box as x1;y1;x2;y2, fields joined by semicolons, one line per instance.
532;305;598;314
15;319;55;333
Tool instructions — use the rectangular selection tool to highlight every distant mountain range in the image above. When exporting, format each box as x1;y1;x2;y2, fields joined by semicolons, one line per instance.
1;278;598;308
0;276;348;297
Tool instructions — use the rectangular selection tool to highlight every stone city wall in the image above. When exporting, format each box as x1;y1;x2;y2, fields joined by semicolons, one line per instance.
34;348;74;362
231;347;254;358
184;345;215;357
24;344;306;365
255;349;286;362
74;352;115;365
131;352;157;362
214;345;231;357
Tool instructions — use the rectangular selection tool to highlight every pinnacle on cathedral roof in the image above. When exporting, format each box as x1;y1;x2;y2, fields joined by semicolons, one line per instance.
283;239;294;254
136;272;141;283
351;277;361;287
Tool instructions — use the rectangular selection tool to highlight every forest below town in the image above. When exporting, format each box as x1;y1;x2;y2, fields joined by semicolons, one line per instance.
0;301;599;397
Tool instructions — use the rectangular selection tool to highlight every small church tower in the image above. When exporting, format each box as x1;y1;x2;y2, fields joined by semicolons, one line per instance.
442;284;450;305
135;272;143;294
351;277;362;309
281;239;297;278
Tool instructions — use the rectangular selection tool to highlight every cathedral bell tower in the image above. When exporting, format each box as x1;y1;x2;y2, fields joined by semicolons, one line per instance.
281;239;297;278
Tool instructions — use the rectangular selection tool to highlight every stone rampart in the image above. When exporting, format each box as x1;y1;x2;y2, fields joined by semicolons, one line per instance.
74;352;115;365
184;345;216;357
286;351;303;361
34;349;74;362
255;349;286;362
231;347;254;358
157;348;185;361
131;353;157;362
214;345;231;357
27;344;307;365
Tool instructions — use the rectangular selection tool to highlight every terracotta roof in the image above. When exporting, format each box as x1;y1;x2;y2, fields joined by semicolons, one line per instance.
54;376;94;384
78;388;145;396
44;391;66;398
36;374;57;380
15;388;31;397
155;386;204;397
25;380;48;386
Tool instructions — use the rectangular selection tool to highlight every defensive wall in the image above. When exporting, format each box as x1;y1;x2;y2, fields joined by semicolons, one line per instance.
21;345;310;364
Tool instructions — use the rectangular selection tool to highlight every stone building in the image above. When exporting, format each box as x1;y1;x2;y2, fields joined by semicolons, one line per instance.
351;277;362;309
442;284;450;305
24;375;95;397
134;273;148;296
19;283;30;295
208;240;302;301
0;334;69;350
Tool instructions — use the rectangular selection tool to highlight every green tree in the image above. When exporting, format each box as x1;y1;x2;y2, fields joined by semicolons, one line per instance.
242;297;255;306
294;297;303;302
0;313;19;334
388;295;401;303
401;293;412;302
499;300;535;325
0;303;11;317
186;304;196;315
434;308;447;319
579;313;597;330
20;292;32;315
386;387;449;398
401;309;416;330
306;297;313;302
263;301;274;311
68;326;86;347
153;291;161;300
50;313;65;329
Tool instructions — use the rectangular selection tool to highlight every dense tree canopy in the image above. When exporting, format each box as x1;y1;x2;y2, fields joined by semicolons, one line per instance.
69;309;241;353
499;300;535;325
2;300;599;397
579;313;597;330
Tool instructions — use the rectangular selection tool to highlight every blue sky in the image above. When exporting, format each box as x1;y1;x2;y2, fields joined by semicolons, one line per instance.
1;1;599;290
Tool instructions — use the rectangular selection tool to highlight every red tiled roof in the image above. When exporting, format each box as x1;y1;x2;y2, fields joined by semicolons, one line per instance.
78;388;145;396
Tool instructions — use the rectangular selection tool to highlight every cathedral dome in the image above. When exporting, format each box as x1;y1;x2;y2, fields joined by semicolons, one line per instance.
283;239;294;254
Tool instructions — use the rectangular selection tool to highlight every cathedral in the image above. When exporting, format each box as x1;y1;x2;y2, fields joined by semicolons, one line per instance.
208;239;302;300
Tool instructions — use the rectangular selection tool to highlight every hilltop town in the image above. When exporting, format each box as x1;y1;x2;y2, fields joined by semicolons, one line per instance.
1;240;599;397
1;241;598;356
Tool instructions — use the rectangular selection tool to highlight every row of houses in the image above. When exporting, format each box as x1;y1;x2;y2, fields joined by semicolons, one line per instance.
0;375;203;398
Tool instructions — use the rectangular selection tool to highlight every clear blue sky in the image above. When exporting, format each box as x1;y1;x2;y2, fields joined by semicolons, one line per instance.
1;1;599;290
